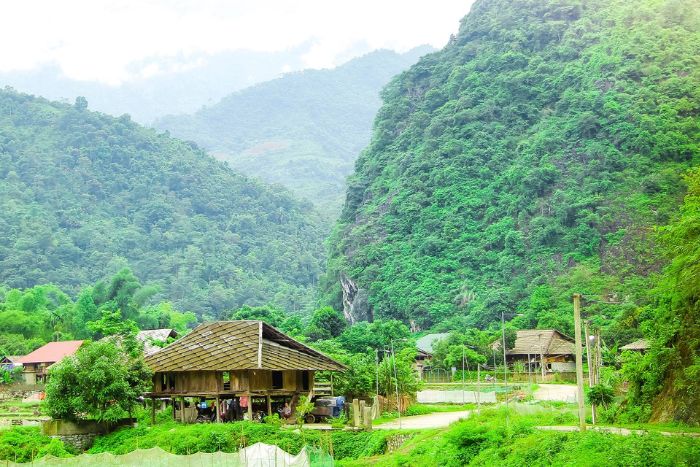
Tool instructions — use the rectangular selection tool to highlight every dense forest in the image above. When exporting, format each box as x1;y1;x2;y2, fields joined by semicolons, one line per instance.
325;0;699;327
0;88;326;317
155;48;432;217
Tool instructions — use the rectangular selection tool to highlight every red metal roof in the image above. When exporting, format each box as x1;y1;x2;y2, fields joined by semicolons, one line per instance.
18;341;84;364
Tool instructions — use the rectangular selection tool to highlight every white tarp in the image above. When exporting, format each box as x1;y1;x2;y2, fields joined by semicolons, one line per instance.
13;443;311;466
417;390;497;404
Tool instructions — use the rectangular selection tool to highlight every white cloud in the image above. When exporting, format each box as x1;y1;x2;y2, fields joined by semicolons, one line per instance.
0;0;473;84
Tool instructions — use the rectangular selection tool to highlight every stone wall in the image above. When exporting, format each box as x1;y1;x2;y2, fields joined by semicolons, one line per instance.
42;418;134;451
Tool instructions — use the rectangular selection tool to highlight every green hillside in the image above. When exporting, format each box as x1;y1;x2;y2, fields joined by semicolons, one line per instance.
325;0;700;331
0;88;326;318
155;48;432;218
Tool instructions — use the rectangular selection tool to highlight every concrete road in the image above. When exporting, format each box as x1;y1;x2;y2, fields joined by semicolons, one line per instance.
374;410;472;430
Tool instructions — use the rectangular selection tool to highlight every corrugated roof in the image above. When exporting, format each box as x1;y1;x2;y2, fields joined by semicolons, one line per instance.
416;333;450;354
144;321;345;372
18;341;84;364
621;338;650;351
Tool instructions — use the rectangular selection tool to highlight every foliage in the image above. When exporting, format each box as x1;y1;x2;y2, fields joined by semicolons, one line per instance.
0;427;72;463
339;408;700;466
44;341;152;422
323;0;700;337
0;271;199;349
294;395;315;428
587;384;615;408
622;167;700;423
155;48;432;218
0;87;326;318
88;420;391;460
305;306;347;341
377;348;421;398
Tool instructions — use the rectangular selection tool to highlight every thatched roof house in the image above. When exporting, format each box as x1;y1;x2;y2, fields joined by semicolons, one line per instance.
621;338;650;352
493;330;575;372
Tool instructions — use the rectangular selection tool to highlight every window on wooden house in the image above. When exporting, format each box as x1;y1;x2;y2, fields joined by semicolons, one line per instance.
301;371;310;391
272;371;283;389
223;371;231;390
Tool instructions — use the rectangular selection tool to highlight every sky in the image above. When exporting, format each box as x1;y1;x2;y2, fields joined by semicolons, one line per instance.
1;0;474;85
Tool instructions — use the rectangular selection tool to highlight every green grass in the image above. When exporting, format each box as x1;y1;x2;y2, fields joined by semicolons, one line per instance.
338;407;700;466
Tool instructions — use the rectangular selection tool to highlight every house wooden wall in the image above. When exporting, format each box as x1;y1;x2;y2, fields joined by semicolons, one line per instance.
152;369;314;395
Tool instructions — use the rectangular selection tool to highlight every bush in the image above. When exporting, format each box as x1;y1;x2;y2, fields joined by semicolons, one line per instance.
0;427;72;463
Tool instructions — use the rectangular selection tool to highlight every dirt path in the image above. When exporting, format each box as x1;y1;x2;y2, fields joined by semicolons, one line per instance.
374;410;472;430
532;384;578;402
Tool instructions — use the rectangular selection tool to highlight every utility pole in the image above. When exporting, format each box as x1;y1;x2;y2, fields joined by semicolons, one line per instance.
573;293;586;432
391;340;401;429
462;345;465;404
375;349;379;398
584;322;596;425
501;311;508;410
476;363;481;414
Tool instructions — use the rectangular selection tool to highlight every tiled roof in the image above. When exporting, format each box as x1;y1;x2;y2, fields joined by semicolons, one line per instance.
18;341;84;364
144;321;345;372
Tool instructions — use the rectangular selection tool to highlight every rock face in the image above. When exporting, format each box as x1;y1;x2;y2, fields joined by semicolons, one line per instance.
340;274;372;324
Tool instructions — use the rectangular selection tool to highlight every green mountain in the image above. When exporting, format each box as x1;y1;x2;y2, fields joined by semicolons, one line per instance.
0;88;326;318
324;0;700;331
154;47;433;218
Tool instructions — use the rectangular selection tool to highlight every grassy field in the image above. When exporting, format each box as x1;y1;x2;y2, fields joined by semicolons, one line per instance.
338;407;700;466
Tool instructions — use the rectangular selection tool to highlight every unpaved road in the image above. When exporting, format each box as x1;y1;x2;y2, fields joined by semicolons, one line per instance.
533;384;578;402
374;410;472;429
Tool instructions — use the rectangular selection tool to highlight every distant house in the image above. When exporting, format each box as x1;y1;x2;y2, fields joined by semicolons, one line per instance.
144;321;345;423
136;329;178;356
0;356;23;372
493;330;575;373
415;333;450;378
18;341;84;384
620;338;649;353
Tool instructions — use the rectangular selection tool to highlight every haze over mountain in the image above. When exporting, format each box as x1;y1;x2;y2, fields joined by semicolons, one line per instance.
0;88;326;318
155;47;433;218
0;49;312;123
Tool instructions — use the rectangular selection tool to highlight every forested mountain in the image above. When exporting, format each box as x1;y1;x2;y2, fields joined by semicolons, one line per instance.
325;0;699;333
155;48;433;218
0;88;326;318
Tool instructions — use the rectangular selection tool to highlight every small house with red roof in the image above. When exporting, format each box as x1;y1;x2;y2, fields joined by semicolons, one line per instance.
19;340;84;384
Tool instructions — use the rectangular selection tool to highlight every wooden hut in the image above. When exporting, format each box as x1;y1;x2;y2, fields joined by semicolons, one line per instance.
493;330;575;373
144;321;345;423
620;338;649;353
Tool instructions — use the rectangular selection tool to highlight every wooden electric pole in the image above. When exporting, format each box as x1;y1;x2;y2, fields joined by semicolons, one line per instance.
573;293;586;431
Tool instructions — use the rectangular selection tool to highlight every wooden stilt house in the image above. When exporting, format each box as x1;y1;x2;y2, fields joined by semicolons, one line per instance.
144;320;345;423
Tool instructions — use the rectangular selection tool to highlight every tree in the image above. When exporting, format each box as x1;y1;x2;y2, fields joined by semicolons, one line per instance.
306;306;347;341
377;348;421;399
44;341;152;422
